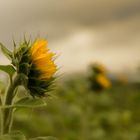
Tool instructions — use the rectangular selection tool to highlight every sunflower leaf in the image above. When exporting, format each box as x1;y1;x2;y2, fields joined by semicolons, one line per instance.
0;65;16;77
29;136;58;140
0;97;47;109
0;131;27;140
14;97;47;108
0;43;13;60
0;105;14;109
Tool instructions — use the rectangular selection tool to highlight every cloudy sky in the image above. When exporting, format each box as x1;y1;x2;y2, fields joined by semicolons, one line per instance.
0;0;140;74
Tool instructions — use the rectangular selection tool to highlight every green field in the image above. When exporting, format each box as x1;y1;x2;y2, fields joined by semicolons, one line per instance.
13;75;140;140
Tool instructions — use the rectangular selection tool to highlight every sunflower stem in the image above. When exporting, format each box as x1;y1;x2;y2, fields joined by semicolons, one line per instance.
1;75;19;134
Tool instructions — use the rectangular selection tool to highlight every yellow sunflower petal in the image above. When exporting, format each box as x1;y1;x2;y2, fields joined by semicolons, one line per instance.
31;40;48;56
31;39;56;80
32;53;54;63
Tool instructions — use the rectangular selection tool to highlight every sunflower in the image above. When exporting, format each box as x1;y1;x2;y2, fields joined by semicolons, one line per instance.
14;39;57;97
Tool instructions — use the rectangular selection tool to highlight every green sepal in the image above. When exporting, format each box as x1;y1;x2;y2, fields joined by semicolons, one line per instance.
20;54;31;64
12;41;19;66
19;63;31;75
29;66;41;78
0;43;13;60
16;42;30;56
29;136;58;140
14;41;30;64
29;86;48;97
28;77;55;97
0;65;16;77
0;131;26;140
28;77;54;89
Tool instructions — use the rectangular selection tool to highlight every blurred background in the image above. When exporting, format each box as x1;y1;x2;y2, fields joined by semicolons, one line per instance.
0;0;140;140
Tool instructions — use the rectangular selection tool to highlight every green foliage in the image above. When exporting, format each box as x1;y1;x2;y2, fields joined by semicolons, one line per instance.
0;65;16;77
0;131;26;140
0;43;13;60
15;97;47;108
13;75;140;140
29;136;58;140
0;97;47;109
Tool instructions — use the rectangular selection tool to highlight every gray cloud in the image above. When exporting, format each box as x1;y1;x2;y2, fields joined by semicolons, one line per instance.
0;0;139;73
0;0;140;41
1;0;140;27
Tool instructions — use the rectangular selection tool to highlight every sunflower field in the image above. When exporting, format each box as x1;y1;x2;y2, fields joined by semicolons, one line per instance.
11;73;140;140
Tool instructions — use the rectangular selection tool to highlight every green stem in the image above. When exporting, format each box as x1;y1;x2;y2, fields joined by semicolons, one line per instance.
0;108;3;135
2;75;19;134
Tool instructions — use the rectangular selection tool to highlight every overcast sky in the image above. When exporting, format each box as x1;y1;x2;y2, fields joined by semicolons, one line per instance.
0;0;140;74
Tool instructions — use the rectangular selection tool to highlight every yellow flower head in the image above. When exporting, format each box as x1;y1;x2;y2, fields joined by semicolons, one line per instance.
96;74;111;89
13;39;57;97
30;40;56;80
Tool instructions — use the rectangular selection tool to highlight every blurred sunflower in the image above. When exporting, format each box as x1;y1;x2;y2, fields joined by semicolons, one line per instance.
89;63;111;92
96;74;111;89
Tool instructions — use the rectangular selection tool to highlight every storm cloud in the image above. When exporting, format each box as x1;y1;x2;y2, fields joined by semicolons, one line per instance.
0;0;140;73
